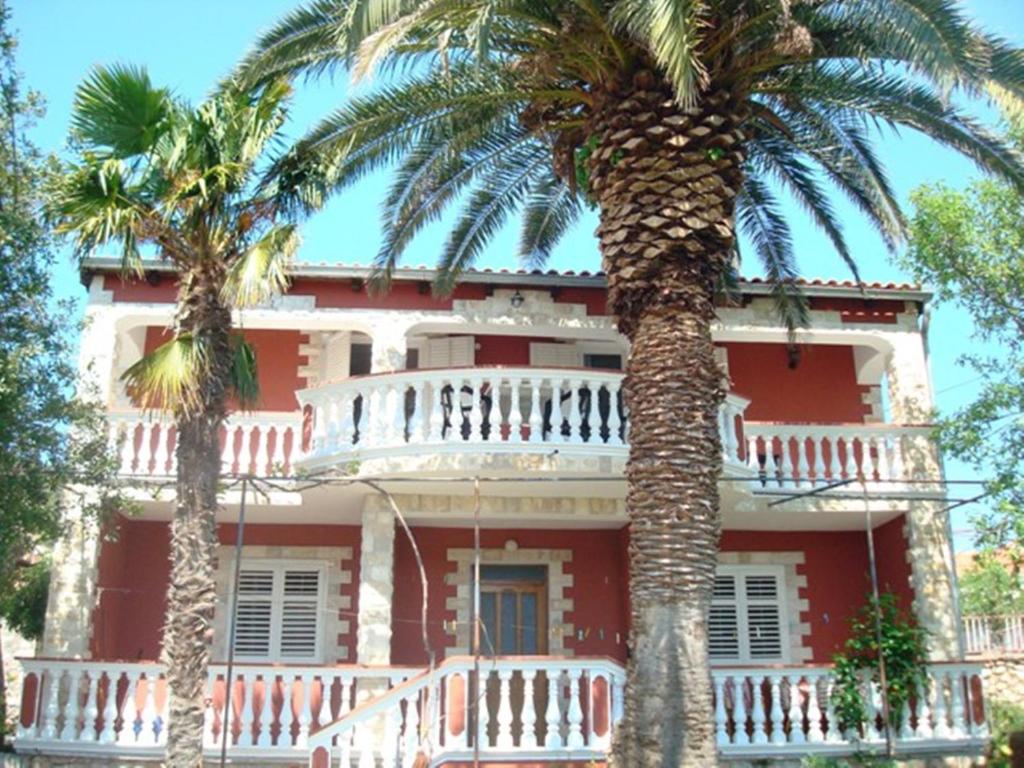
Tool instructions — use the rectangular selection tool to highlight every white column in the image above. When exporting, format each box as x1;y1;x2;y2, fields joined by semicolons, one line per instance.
885;328;963;660
356;496;397;668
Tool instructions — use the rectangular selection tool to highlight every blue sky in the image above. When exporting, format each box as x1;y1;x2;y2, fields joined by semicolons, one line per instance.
12;0;1024;548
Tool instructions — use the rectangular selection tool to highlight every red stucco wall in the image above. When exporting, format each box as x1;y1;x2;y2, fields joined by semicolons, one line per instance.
390;527;630;665
91;518;361;662
871;514;915;610
724;342;871;423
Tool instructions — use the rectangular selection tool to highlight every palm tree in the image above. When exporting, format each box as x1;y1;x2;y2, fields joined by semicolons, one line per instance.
236;2;1024;763
50;67;299;767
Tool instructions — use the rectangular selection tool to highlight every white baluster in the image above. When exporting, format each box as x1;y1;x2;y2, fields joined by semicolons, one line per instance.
257;672;276;748
787;676;805;743
82;670;101;742
152;423;170;475
468;377;484;442
297;673;314;747
339;674;354;718
567;380;583;443
769;675;786;745
776;435;792;485
899;699;915;740
607;381;623;446
611;671;625;726
383;703;402;766
545;669;563;748
156;672;169;746
796;434;811;486
528;378;543;443
733;676;751;746
842;436;858;479
235;671;254;747
446;672;467;749
314;399;331;454
140;671;158;743
750;675;768;745
408;381;424;443
427;382;445;444
496;669;514;748
521;669;538;748
714;675;729;746
724;406;739;463
202;672;218;749
864;676;882;741
719;408;730;464
822;677;841;743
914;681;933;739
59;668;81;741
137;421;155;475
566;669;585;748
357;722;376;768
116;670;141;745
100;669;121;744
806;674;824;743
403;690;421;766
873;435;891;482
383;383;400;445
823;434;839;480
367;384;384;447
932;670;950;738
339;391;355;448
950;669;967;737
119;422;137;473
508;379;524;443
220;425;236;473
278;675;295;747
476;670;491;749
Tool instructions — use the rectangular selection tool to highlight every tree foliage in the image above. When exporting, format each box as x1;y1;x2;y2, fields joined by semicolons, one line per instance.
904;117;1024;559
0;0;122;634
957;555;1024;616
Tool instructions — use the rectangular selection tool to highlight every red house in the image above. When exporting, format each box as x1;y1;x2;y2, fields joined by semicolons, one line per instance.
16;259;985;765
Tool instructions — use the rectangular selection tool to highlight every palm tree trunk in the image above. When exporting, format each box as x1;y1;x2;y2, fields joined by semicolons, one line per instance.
164;267;233;767
589;77;746;767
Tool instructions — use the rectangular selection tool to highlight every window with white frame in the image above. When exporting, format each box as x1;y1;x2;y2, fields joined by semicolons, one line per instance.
709;565;788;663
232;561;326;663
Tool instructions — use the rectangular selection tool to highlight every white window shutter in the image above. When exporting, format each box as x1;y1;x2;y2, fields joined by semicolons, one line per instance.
321;332;351;381
234;569;274;658
529;342;581;367
423;336;475;369
710;566;787;663
279;569;321;659
709;575;740;660
744;574;783;659
229;563;325;663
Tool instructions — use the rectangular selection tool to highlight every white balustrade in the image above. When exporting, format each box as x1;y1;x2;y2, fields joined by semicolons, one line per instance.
964;614;1024;656
711;664;986;756
744;422;932;487
15;660;415;758
15;658;986;762
107;411;305;478
297;367;751;469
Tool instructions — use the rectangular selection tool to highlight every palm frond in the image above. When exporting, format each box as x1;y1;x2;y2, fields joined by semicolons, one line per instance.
229;335;261;409
518;172;582;269
71;65;175;157
222;224;300;308
736;176;809;334
122;334;208;416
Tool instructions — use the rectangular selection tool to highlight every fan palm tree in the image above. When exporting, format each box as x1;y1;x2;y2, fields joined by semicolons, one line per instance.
49;67;299;767
236;2;1024;763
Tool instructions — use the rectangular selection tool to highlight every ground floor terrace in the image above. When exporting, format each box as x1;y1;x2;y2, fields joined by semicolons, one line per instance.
16;488;984;764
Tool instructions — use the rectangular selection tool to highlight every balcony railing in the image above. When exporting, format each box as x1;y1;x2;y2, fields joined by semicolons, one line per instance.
15;659;419;759
16;658;986;763
297;366;750;471
743;422;933;488
108;411;305;478
964;614;1024;657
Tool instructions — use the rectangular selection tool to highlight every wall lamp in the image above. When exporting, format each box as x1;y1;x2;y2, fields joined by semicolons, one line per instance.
510;290;525;308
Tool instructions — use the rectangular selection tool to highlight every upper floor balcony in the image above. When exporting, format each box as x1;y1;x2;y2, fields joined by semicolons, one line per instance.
108;364;935;499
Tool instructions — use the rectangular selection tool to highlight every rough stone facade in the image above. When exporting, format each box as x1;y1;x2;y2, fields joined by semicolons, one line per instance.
982;655;1024;710
355;498;396;665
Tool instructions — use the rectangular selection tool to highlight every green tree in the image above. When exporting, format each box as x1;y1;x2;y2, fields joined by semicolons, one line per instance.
49;70;300;766
905;118;1024;564
958;555;1024;616
0;0;123;747
238;1;1024;763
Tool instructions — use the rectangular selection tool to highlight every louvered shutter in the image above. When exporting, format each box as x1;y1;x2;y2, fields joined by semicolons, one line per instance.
423;336;476;369
709;575;740;660
529;342;581;367
230;563;325;662
744;573;783;659
710;566;787;663
234;569;274;658
280;569;321;659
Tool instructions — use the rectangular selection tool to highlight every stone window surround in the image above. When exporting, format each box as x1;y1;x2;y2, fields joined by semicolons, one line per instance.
445;544;574;657
717;551;811;664
212;545;354;663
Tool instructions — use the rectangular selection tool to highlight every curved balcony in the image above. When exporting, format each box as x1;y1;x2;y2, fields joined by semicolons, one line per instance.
296;366;752;477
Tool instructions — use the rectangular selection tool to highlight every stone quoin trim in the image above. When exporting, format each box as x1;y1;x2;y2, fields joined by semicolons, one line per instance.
445;542;575;657
211;544;354;662
717;551;812;663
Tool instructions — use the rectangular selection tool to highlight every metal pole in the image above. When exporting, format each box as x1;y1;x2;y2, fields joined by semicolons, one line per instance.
220;475;249;768
863;481;895;758
472;476;481;768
